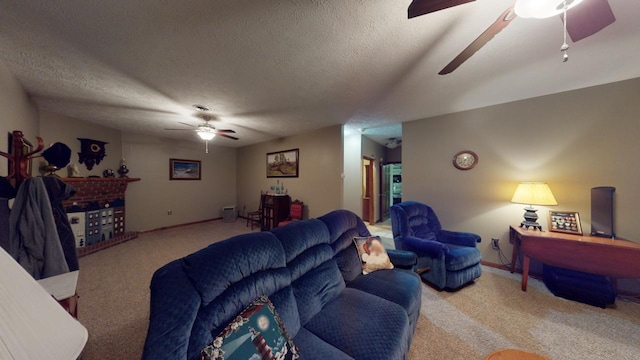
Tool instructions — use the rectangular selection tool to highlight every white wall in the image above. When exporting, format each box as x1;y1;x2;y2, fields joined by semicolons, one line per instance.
36;108;238;232
39;111;123;177
403;78;640;270
0;59;39;176
342;126;362;216
122;132;237;231
237;125;343;220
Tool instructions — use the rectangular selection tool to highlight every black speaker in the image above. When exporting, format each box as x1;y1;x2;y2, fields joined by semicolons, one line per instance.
591;186;615;239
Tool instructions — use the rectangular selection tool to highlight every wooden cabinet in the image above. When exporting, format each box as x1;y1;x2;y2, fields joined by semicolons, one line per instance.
261;195;290;230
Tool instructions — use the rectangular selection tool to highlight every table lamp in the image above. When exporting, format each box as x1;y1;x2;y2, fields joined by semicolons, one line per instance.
0;247;88;359
511;182;558;231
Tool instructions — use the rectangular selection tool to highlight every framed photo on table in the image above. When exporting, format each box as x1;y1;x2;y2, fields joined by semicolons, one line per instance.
548;211;582;235
169;159;201;180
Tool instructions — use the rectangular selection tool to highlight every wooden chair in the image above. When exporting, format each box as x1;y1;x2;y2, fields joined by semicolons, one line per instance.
246;193;266;230
278;199;304;227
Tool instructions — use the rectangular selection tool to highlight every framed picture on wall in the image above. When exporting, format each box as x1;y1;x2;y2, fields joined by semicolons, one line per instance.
169;158;201;180
548;211;582;235
266;148;299;178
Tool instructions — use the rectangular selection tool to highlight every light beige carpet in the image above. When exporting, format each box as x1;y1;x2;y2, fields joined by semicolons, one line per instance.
410;267;640;359
76;220;640;360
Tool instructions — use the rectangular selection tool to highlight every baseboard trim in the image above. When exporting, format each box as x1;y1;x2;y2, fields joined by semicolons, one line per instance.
139;217;224;234
481;260;544;279
77;231;139;258
481;260;513;273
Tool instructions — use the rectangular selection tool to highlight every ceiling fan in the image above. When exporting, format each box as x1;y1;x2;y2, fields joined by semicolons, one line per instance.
164;115;238;153
408;0;616;74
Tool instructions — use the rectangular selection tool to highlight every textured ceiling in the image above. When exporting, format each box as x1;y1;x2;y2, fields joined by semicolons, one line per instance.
1;0;639;148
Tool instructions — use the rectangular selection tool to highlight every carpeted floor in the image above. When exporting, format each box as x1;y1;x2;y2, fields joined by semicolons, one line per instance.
77;220;640;359
409;267;640;359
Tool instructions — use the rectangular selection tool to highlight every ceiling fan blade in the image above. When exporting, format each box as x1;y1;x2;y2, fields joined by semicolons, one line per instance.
178;121;196;127
564;0;615;42
164;128;192;131
216;129;236;133
217;133;239;140
408;0;475;19
439;6;516;75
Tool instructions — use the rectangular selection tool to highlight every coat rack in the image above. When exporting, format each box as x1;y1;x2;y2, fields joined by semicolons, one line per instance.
0;130;44;188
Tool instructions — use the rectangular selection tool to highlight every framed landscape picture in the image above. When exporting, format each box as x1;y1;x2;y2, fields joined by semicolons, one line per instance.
548;210;582;235
267;148;299;178
170;158;201;180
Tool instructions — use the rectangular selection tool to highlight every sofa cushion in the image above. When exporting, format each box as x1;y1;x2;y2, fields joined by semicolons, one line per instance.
303;288;410;360
292;259;346;325
180;232;296;360
201;295;299;360
353;236;394;274
318;210;371;282
293;327;354;360
412;224;438;241
444;244;482;271
271;220;330;265
345;269;421;330
272;220;347;326
143;260;202;359
182;232;286;305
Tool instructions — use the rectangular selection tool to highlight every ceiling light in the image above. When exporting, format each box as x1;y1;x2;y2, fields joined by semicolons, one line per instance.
385;138;401;149
197;129;215;141
514;0;583;19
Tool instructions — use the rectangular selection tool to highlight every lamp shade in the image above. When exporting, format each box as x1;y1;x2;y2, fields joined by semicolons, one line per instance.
514;0;584;19
511;182;558;206
0;247;88;359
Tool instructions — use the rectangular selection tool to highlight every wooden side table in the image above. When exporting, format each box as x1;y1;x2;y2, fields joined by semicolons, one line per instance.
38;270;80;318
485;349;550;360
509;225;640;291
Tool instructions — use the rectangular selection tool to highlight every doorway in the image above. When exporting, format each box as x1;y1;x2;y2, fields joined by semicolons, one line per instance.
380;163;402;222
362;157;375;225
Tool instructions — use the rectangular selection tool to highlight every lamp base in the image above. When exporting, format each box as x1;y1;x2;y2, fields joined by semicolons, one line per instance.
520;220;543;231
520;206;543;231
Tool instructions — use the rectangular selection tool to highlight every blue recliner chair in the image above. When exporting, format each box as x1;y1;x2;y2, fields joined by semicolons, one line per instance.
390;201;482;290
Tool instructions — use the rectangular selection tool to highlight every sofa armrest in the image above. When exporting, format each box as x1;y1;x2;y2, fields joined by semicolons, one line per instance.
398;236;449;258
386;249;417;269
438;230;481;247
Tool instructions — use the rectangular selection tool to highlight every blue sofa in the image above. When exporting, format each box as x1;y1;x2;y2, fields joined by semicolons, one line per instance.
142;209;422;360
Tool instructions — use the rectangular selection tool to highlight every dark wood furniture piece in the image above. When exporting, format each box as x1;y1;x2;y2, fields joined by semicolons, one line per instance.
0;130;44;188
246;193;265;230
510;225;640;291
278;199;304;227
261;194;290;230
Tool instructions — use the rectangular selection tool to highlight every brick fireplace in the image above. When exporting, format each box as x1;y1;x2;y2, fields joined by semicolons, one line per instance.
62;177;140;257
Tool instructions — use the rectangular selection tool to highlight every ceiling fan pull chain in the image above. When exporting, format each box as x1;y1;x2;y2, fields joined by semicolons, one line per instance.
561;0;569;62
205;140;209;154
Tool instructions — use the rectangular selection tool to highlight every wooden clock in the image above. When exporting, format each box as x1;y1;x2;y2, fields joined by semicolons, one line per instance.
452;150;478;170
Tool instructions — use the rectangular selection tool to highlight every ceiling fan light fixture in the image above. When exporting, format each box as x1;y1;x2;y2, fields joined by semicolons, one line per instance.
197;129;215;141
514;0;583;19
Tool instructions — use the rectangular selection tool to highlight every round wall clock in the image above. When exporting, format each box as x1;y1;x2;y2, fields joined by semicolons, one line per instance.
452;150;478;170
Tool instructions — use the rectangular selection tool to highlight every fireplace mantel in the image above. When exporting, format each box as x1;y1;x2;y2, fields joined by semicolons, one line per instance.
61;177;140;256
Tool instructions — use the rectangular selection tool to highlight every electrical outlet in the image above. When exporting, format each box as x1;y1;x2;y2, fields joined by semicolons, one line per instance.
491;238;500;249
167;210;172;215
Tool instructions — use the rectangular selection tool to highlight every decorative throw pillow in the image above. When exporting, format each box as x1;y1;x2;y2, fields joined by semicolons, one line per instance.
201;295;299;360
353;236;394;275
